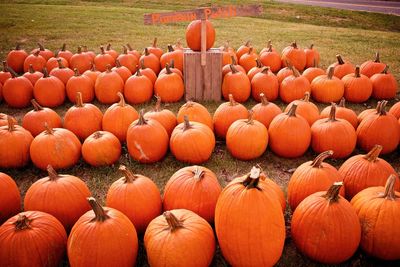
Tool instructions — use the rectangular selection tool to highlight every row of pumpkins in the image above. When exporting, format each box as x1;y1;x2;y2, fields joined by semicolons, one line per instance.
1;146;399;266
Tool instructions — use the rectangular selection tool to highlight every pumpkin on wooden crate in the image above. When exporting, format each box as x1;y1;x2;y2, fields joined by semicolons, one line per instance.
117;45;138;73
281;41;306;71
222;64;251;103
145;210;216;267
23;50;46;72
2;67;33;108
124;69;153;104
251;66;279;102
304;44;320;68
0;211;67;267
328;54;355;79
66;68;95;103
259;43;281;72
160;44;183;72
57;43;73;63
280;65;311;103
111;59;131;82
370;65;398;100
302;59;325;83
252;93;282;129
49;59;74;85
163;166;221;223
24;165;91;231
6;44;28;73
94;46;115;72
291;182;361;264
177;100;213;130
95;64;124;104
68;197;138;267
144;96;177;137
23;64;44;85
0;172;20;225
351;175;400;260
70;46;92;74
284;92;319;126
311;66;344;103
106;165;162;234
34;68;66;108
320;98;358;129
154;64;184;102
360;52;386;78
239;47;258;73
342;65;372;103
186;19;215;51
82;131;121;167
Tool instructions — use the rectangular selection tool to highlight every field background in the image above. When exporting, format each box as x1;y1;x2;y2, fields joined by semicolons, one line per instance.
0;0;400;266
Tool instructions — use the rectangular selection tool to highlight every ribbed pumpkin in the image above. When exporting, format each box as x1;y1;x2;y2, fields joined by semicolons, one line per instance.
311;66;344;103
351;175;400;260
0;61;11;83
222;64;251;103
126;43;141;60
215;167;285;266
222;56;246;77
95;64;124;104
251;66;279;102
144;96;177;136
139;59;157;84
0;172;20;225
22;99;62;137
31;43;54;61
389;101;400;119
163;166;222;223
302;59;325;83
23;64;44;85
23;50;46;72
304;44;320;68
82;131;121;166
370;65;398;100
46;56;69;72
280;65;311;103
320;98;358;129
117;45;138;73
259;171;286;211
159;61;183;78
82;63;101;84
66;68;95;103
49;58;74;85
291;182;361;264
2;67;33;108
154;64;184;102
170;116;215;164
328;54;355;79
34;68;65;107
281;41;306;71
24;165;91;231
0;116;33;168
226;111;269;160
57;43;73;63
68;197;138;267
236;40;252;59
284;92;319;126
259;40;277;54
0;113;14;127
82;46;96;61
339;144;399;200
6;44;28;73
186;19;215;51
238;47;258;73
357;101;382;123
0;211;67;267
159;45;184;72
288;150;344;210
247;58;263;81
268;104;311;158
106;165;162;234
111;59;131;82
360;52;386;78
124;69;153;104
357;100;400;154
30;125;81;170
140;48;160;74
252;93;282;129
102;92;139;142
127;111;169;163
94;46;115;72
104;43;119;59
177;101;213;130
213;94;248;138
342;66;372;103
70;46;92;74
145;210;216;267
259;44;281;72
311;104;356;158
277;62;294;84
64;92;103;140
146;37;163;59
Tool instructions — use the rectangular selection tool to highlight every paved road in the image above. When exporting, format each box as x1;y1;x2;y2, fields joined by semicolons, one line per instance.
275;0;400;15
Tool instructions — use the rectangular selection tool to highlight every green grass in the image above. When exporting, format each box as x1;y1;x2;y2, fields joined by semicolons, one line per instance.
1;1;400;266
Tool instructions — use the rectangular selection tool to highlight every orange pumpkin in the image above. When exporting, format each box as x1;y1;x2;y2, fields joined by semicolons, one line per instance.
251;66;279;102
370;65;398;100
23;64;44;85
259;44;281;72
311;66;344;103
238;47;258;73
94;46;115;72
124;69;153;104
222;64;251;103
31;42;54;61
389;101;400;119
111;59;131;83
117;45;138;73
280;65;311;103
159;61;183;78
105;43;119;59
276;62;294;84
70;46;92;74
304;44;320;68
357;101;382;123
2;67;33;108
82;45;96;61
284;92;319;126
139;59;157;84
66;68;95;103
281;41;306;71
6;44;28;73
57;43;73;63
144;96;177;136
221;43;237;66
82;131;121;166
49;58;74;85
302;59;325;83
23;50;46;72
154;64;184;102
259;40;277;54
236;40;252;60
0;172;21;224
160;45;183;72
342;66;372;103
46;56;69;72
177;101;213;130
186;19;215;51
251;93;282;129
140;48;160;74
126;43;141;60
146;37;163;58
34;68;65;108
360;52;386;78
328;54;355;79
82;63;101;84
320;98;358;129
0;61;11;84
222;55;246;77
95;64;124;104
247;58;263;81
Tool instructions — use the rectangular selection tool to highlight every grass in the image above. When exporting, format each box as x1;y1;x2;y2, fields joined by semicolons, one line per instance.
0;0;400;266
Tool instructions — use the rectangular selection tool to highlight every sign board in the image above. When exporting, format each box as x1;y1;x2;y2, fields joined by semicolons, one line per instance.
144;5;263;25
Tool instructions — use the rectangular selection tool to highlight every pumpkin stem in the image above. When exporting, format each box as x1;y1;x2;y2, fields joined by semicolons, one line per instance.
243;166;261;189
75;92;84;107
169;59;175;69
88;197;109;222
311;150;334;168
74;68;80;76
167;44;174;52
303;92;311;102
324;182;343;203
228;94;237;106
382;65;389;74
255;58;262;68
336;54;345;65
14;214;32;230
135;68;142;76
126;43;133;51
165;63;172;74
327;66;335;79
382;175;398;200
116;92;126;107
374;52;380;63
267;44;273;52
229;64;238;74
119;165;137;183
244;40;251;47
115;59;122;68
261;66;270;74
140;59;146;69
154;95;162;111
44;123;54;135
193;166;205;180
33;50;40;57
292;41;298;49
137;110;147;125
183;115;192;131
7;66;18;78
287;104;298;117
230;55;237;65
312;58;318;68
31;99;43;111
90;62;97;72
355;66;361;78
377;100;388;115
2;61;7;71
248;47;253;55
290;65;300;77
144;47;150;56
37;42;45;51
122;45;128;54
364;144;383;162
106;43;112;51
153;37;158;47
310;44;314;49
7;116;16;132
15;43;21;50
105;64;112;72
43;67;49;78
93;131;103;139
47;165;59;181
77;46;82;54
28;64;35;73
328;103;337;121
100;46;106;55
164;211;183;231
338;98;346;108
82;46;89;53
57;59;65;69
247;110;254;124
61;43;66;51
284;59;293;68
260;93;269;105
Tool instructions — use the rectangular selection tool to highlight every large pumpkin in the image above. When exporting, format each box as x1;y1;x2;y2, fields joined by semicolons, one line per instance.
342;66;372;103
251;66;279;102
177;100;213;130
222;64;251;103
281;41;306;71
66;68;95;103
144;95;177;137
186;19;215;51
0;172;20;224
154;64;184;102
82;131;121;167
370;65;398;100
284;92;319;126
95;64;124;104
360;52;386;78
280;65;311;103
33;68;66;108
2;67;33;108
251;93;282;129
328;54;355;79
70;46;92;74
320;98;358;129
311;66;344;103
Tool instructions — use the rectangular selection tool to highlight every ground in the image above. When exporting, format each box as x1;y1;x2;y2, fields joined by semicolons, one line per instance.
0;0;400;266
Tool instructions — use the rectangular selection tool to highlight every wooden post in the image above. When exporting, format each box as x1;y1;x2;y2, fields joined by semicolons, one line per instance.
200;19;207;99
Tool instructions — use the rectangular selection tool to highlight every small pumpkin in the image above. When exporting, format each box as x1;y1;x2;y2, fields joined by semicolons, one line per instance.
389;101;400;119
342;65;373;103
251;66;279;102
0;172;21;225
320;98;358;128
23;50;46;72
177;100;213;130
259;43;281;72
236;40;252;60
82;45;96;61
49;58;74;85
140;48;160;74
2;67;33;108
70;46;92;74
186;19;215;51
246;58;263;81
360;52;386;78
370;65;398;100
82;63;101;84
0;61;11;84
111;59;132;82
139;59;157;84
159;61;183;78
146;37;163;58
117;45;138;73
159;44;183;72
302;59;326;83
124;69;153;104
357;101;382;123
222;64;251;103
280;65;311;103
222;55;246;77
281;41;306;71
94;45;115;72
82;131;121;167
304;44;320;68
221;42;237;66
46;56;69;72
251;93;282;129
328;54;355;79
154;64;184;102
34;68;66;108
66;68;95;103
144;96;177;136
105;43;119;59
126;43;141;60
57;43;73;63
276;60;294;83
311;66;344;103
31;42;54;61
284;92;319;126
23;64;44;86
95;64;124;104
6;44;28;73
238;47;258;73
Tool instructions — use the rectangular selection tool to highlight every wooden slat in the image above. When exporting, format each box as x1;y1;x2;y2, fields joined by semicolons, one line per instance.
184;51;196;100
195;53;203;99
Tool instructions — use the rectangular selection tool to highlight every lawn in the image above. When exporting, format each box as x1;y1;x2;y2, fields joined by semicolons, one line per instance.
0;0;400;266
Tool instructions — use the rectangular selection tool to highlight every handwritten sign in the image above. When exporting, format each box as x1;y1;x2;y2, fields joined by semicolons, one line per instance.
144;5;263;25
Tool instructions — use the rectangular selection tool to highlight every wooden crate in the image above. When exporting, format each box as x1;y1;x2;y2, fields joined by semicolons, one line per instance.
183;48;222;101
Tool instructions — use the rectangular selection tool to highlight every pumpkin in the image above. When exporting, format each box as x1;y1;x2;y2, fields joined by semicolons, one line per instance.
126;43;141;60
360;52;386;78
6;44;28;73
0;113;16;127
320;98;358;128
177;101;213;130
2;67;33;108
221;43;237;66
213;94;248;138
284;92;319;126
159;61;183;78
288;150;344;211
146;37;163;58
276;61;294;84
222;64;251;103
236;40;252;60
82;45;96;61
311;66;344;103
82;62;101;84
259;44;281;72
389;101;400;119
23;64;44;85
311;103;357;158
139;59;157;84
246;58;263;81
357;100;400;154
154;64;184;102
94;46;115;72
0;61;11;84
268;104;311;158
145;210;215;267
82;131;121;166
0;172;20;225
252;93;282;128
144;96;177;136
186;19;215;51
251;66;279;102
70;46;92;74
328;54;355;79
351;175;400;260
102;92;139;142
30;124;81;170
159;44;183;72
342;66;372;103
258;171;287;211
140;48;160;74
117;45;138;73
24;165;91;231
339;144;399;200
66;68;94;103
31;43;54;61
34;68;65;108
280;65;311;103
215;166;285;266
49;58;74;85
0;211;67;267
106;165;162;234
57;43;73;63
105;43;119;59
222;55;246;77
95;64;124;104
302;59;326;83
259;40;277;54
304;44;320;68
22;99;62;137
127;110;169;163
370;65;398;100
238;47;258;73
357;101;382;123
281;41;306;71
124;69;153;104
170;116;215;164
23;50;46;72
67;197;138;267
0;116;33;168
291;182;361;264
46;56;69;72
111;59;132;82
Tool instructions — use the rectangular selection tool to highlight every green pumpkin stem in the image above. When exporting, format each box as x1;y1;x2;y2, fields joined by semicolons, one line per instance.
164;211;182;231
336;54;345;65
243;166;262;189
193;167;205;180
382;175;398;200
328;103;337;121
324;182;343;203
31;99;43;111
374;52;380;63
287;103;298;117
47;165;59;181
14;214;32;230
88;197;109;222
311;150;334;168
7;116;16;132
75;92;84;107
119;165;137;183
355;66;361;77
364;144;383;162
